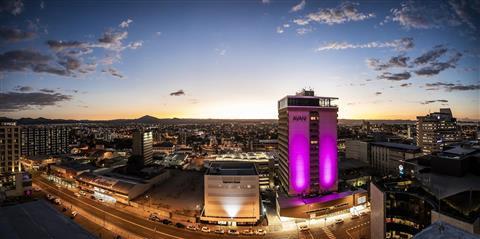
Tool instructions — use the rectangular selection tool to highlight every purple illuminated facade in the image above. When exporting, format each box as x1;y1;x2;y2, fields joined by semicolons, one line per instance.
278;90;338;196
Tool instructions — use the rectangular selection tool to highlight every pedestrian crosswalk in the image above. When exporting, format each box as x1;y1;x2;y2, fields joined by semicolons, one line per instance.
322;226;336;239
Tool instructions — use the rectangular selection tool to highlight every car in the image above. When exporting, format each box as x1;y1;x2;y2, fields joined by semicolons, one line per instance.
255;229;267;235
33;187;41;192
335;219;344;224
214;229;225;234
162;219;172;225
148;214;160;221
186;225;197;231
351;214;359;219
241;229;254;235
175;223;185;228
71;211;78;217
79;191;87;196
54;198;61;205
74;192;81;197
299;225;309;231
201;226;210;233
46;194;53;200
227;229;240;235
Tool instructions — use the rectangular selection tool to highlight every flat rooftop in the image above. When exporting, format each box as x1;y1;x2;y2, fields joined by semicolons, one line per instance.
278;189;367;208
371;142;421;151
0;200;95;239
206;162;258;176
413;221;478;239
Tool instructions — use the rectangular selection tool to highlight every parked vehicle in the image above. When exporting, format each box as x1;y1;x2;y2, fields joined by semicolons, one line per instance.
255;229;267;235
54;198;61;205
162;219;172;225
33;187;41;192
335;219;344;224
214;229;225;234
241;229;254;235
186;225;197;231
201;226;210;233
175;223;185;229
148;214;161;222
227;229;240;235
299;225;309;231
71;211;78;217
74;193;81;197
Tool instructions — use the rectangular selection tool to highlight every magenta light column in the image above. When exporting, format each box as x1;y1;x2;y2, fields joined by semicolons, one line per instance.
318;110;338;192
288;110;310;194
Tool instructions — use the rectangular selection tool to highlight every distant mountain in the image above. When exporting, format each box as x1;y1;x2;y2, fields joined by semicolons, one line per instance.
1;115;475;126
0;115;277;125
135;115;160;124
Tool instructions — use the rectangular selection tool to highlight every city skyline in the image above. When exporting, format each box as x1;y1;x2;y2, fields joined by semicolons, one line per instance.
1;0;479;120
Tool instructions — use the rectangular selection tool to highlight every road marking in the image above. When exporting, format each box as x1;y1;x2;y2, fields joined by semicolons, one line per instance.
322;226;336;239
37;178;183;239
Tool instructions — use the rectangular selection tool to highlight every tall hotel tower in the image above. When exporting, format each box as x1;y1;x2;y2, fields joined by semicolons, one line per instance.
278;90;338;196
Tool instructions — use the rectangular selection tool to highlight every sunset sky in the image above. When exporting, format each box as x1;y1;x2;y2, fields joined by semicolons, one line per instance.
1;0;479;120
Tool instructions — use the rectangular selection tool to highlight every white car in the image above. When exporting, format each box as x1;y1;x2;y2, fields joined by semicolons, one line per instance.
256;229;267;235
71;211;78;217
335;219;344;224
74;192;81;197
299;225;309;231
186;225;197;231
214;229;225;234
201;226;210;233
54;198;61;205
227;229;240;235
241;229;254;235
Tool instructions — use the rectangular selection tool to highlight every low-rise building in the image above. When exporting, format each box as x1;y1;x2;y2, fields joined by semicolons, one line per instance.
370;142;422;176
345;139;371;164
204;152;274;190
201;162;260;226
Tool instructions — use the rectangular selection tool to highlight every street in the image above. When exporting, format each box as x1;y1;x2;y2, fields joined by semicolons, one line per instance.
36;176;369;239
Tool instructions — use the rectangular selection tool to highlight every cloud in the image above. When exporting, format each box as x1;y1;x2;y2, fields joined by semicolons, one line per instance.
0;91;72;111
387;0;462;29
170;90;185;96
0;26;36;42
14;85;32;92
107;67;124;78
421;99;448;105
413;45;448;65
414;52;462;76
39;88;55;93
0;0;23;15
290;0;306;12
375;91;382;96
316;37;414;52
425;82;480;91
276;26;284;34
367;54;410;71
40;1;44;9
400;83;412;87
0;49;70;76
294;2;374;26
119;19;133;28
448;0;480;30
296;27;312;35
261;0;270;4
377;71;411;81
46;40;88;52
